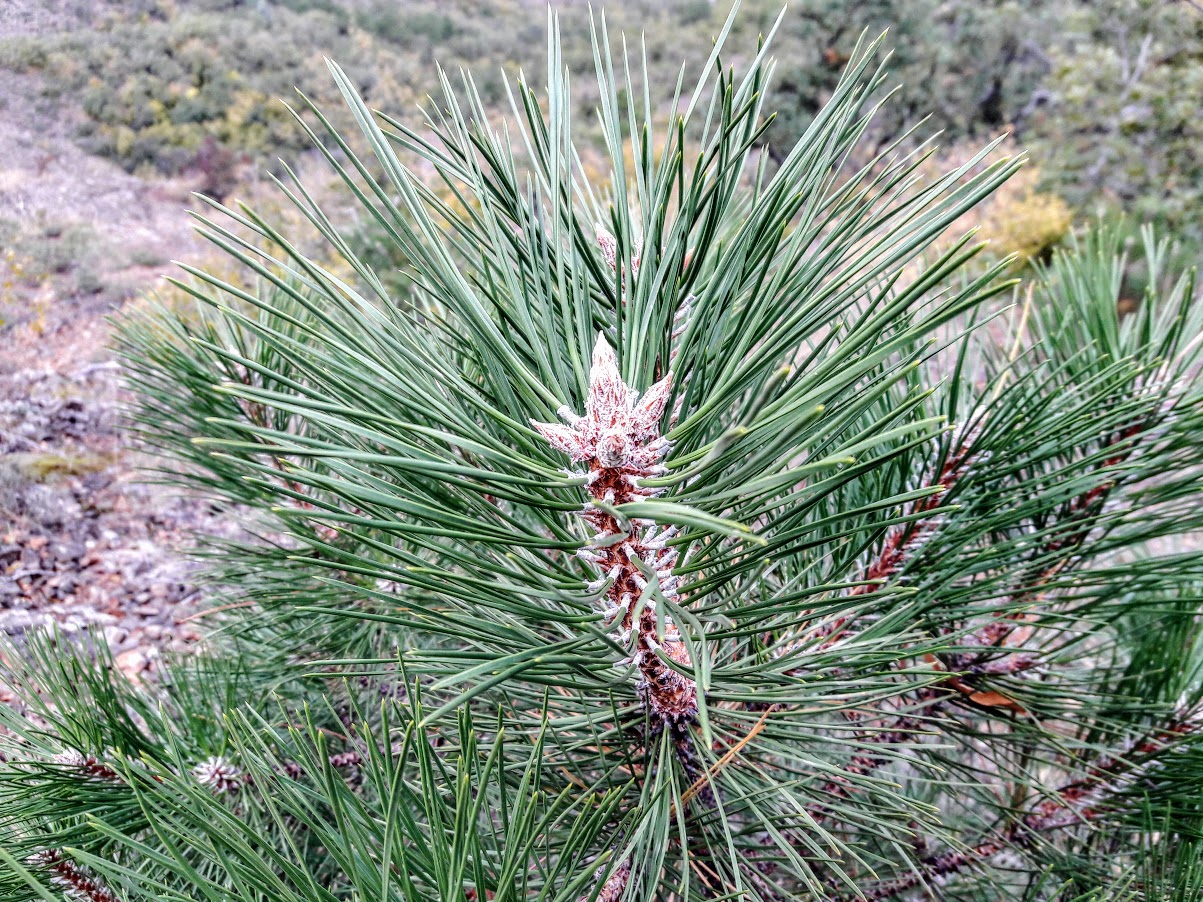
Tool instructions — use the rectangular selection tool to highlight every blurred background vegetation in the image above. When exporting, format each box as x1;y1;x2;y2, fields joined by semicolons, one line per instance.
0;0;1200;302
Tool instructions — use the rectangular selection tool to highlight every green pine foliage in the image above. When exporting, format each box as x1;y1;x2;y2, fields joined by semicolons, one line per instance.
4;8;1203;900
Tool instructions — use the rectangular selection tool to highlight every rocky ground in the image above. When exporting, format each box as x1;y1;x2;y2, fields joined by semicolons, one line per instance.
0;2;232;689
0;362;240;691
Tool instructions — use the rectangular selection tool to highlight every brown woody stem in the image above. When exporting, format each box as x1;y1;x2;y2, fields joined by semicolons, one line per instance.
856;717;1198;900
29;850;119;902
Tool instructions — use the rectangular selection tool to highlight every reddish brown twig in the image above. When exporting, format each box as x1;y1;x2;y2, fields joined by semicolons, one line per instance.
773;423;1148;873
776;444;974;667
854;716;1199;900
534;335;695;729
938;420;1147;697
27;849;119;902
53;750;123;783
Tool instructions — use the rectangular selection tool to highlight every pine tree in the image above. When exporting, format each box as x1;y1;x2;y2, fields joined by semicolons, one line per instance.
4;8;1203;901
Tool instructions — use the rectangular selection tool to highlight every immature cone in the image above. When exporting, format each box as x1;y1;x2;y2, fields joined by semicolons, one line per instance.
533;334;697;726
193;755;245;794
26;850;119;902
595;223;639;278
590;856;632;902
52;748;123;783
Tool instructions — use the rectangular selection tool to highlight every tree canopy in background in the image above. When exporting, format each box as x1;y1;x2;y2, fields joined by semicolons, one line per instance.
1031;0;1203;241
1;0;1201;241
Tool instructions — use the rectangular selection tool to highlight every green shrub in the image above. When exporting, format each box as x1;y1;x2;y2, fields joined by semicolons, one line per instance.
1029;0;1203;245
358;3;457;46
275;0;351;27
2;3;382;176
10;220;101;282
735;0;1058;161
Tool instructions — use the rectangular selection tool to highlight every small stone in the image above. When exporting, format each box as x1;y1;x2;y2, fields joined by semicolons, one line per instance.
53;541;86;561
115;649;148;679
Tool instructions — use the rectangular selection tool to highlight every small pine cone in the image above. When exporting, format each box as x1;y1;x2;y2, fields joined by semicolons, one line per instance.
27;849;119;902
192;756;244;794
53;749;88;768
328;750;364;769
24;849;61;870
52;749;122;783
583;856;631;902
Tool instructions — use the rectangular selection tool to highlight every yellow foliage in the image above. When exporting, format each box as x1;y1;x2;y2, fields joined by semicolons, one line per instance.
2;452;114;482
925;139;1073;271
975;166;1073;267
222;88;262;132
0;248;29;319
114;125;136;158
0;246;49;311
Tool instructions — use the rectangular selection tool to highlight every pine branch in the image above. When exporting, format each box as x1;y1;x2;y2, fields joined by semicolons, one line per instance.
762;388;1187;871
774;440;976;668
25;851;118;902
855;713;1202;900
532;228;707;739
939;409;1163;694
819;387;1171;728
533;333;696;729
